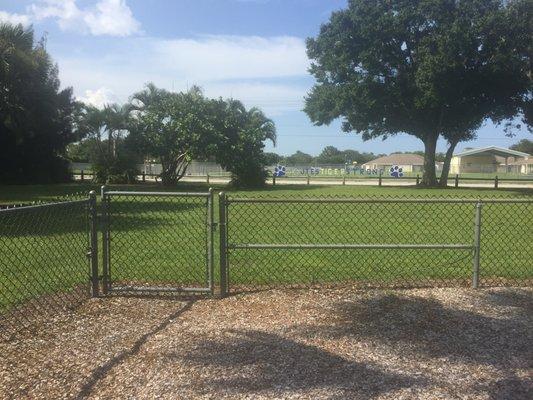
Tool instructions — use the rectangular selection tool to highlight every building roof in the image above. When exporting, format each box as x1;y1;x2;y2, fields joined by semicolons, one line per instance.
453;146;530;159
364;153;425;166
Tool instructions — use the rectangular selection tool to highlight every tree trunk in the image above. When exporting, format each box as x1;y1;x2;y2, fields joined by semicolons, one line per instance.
160;153;190;186
438;140;459;187
420;134;439;187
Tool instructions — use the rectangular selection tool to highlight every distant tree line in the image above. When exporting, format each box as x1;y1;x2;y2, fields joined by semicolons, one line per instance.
263;147;452;166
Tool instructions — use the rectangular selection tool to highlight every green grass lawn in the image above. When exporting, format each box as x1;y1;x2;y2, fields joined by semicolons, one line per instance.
0;182;531;313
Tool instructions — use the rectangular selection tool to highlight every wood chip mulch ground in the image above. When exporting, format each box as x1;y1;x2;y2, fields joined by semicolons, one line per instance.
1;287;532;399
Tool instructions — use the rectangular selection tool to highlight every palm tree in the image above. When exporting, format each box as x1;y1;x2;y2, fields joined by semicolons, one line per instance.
102;103;131;157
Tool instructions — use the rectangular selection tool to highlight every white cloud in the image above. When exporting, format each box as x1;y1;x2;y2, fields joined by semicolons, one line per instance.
0;11;31;26
29;0;141;36
77;87;119;108
83;0;141;36
154;35;309;81
55;35;309;115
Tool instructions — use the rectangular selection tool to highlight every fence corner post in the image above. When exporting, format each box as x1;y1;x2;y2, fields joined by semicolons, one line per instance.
472;200;483;288
89;191;99;297
218;192;228;297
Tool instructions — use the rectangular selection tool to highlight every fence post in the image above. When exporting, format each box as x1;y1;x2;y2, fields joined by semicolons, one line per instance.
273;175;276;186
455;174;459;188
206;173;210;185
81;170;84;182
89;191;99;297
472;201;482;288
219;192;228;297
494;175;498;189
307;174;310;185
142;172;146;182
416;174;420;185
207;188;214;294
378;170;382;187
101;185;110;294
342;174;346;185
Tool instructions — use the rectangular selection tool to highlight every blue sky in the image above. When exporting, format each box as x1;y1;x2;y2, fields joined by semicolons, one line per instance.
1;0;530;156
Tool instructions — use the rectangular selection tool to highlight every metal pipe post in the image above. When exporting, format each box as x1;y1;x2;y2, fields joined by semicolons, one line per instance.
472;201;482;288
89;191;99;297
207;188;214;294
100;185;110;294
219;192;228;297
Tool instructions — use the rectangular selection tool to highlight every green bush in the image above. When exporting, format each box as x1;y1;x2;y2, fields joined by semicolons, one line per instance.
89;142;140;184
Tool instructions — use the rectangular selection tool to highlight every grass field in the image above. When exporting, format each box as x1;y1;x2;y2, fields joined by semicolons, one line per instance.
0;182;532;316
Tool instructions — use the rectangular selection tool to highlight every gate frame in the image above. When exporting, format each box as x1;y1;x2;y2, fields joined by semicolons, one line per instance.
101;186;215;295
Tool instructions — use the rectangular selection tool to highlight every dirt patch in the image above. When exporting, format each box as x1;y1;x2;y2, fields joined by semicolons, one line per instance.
1;287;532;399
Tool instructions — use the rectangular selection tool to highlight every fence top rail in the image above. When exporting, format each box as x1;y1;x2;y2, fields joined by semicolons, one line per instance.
0;198;89;213
226;197;533;204
104;190;212;197
228;243;473;250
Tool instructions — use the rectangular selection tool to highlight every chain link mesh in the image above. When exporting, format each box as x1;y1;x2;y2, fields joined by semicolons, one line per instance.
0;196;90;339
480;201;532;286
104;193;210;292
224;194;532;291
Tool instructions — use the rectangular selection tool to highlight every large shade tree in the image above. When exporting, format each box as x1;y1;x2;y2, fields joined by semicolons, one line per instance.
305;0;532;186
0;23;76;183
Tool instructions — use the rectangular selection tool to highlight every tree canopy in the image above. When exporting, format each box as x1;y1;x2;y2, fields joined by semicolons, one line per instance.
0;23;77;183
129;84;276;187
510;139;533;155
305;0;532;186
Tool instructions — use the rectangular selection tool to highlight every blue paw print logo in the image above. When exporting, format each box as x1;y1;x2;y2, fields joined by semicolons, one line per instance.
390;165;403;178
274;165;286;177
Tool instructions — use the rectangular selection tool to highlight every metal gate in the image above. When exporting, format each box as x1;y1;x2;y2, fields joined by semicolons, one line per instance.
101;187;214;294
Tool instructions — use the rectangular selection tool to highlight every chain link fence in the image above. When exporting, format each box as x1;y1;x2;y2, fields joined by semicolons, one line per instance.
0;194;94;340
1;189;531;338
220;194;532;293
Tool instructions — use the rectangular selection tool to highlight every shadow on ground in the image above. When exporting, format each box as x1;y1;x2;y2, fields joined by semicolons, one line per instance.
294;291;532;366
291;290;533;398
166;329;427;399
74;301;195;400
